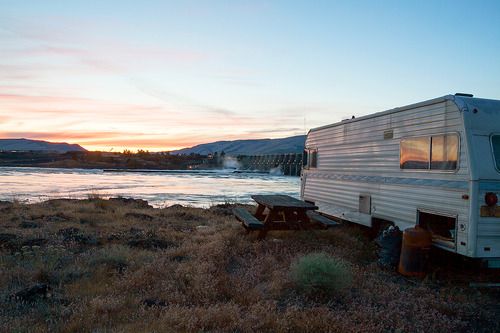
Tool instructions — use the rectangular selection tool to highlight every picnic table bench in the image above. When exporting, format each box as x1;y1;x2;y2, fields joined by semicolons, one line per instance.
233;194;339;238
233;207;265;229
306;211;340;228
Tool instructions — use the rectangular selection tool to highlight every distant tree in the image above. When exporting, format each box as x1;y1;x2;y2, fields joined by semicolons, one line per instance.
69;151;80;161
88;151;102;162
126;159;140;168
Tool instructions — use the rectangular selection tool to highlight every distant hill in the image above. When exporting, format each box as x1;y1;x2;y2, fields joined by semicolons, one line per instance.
171;135;306;155
0;139;86;153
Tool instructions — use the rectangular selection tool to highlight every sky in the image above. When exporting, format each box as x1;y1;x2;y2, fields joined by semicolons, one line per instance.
1;0;500;152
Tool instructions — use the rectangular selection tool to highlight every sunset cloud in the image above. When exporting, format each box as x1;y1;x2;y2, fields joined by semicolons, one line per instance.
1;131;196;152
8;1;489;153
0;72;310;151
0;11;318;152
0;131;126;141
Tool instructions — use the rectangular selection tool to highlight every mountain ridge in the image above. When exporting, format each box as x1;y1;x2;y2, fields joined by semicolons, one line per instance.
0;138;87;153
171;135;306;155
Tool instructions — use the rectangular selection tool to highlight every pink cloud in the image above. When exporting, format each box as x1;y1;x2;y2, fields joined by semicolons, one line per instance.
3;130;217;151
0;93;96;104
3;41;208;71
4;45;86;57
0;131;123;141
0;126;303;152
0;19;304;152
0;92;166;113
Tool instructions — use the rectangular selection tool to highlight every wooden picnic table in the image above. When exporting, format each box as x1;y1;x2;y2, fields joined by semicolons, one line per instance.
233;194;338;238
252;194;318;226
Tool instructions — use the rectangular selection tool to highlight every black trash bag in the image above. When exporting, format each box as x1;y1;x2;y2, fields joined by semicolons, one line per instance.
375;225;403;268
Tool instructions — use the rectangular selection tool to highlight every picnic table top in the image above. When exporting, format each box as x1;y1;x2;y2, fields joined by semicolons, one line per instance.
251;194;318;210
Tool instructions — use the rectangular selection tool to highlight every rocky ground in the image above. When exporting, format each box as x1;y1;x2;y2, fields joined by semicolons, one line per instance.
0;198;499;332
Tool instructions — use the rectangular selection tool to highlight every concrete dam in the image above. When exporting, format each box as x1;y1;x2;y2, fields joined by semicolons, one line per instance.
236;153;304;176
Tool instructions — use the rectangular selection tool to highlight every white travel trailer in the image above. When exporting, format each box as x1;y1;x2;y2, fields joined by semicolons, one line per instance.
301;94;500;266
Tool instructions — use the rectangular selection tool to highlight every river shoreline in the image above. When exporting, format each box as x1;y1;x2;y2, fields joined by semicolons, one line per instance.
0;167;300;208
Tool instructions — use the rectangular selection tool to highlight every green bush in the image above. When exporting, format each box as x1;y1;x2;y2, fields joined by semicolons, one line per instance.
290;252;352;295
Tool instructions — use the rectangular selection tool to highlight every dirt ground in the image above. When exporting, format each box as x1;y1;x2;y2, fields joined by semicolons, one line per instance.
1;198;499;332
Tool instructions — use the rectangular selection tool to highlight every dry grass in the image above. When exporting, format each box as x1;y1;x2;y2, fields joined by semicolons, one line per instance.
0;198;499;332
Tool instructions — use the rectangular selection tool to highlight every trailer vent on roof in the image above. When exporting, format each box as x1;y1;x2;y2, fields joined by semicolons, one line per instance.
455;93;473;97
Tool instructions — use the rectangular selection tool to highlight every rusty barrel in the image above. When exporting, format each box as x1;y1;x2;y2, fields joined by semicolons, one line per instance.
398;226;432;277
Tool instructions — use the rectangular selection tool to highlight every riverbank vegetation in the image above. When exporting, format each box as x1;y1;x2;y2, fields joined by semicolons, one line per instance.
0;198;499;332
0;150;211;170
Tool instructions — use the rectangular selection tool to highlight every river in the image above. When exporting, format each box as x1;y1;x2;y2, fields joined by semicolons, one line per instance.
0;167;300;207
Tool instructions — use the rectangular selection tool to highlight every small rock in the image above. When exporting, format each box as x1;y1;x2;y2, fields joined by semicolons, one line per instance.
125;212;154;221
0;233;19;248
79;217;96;225
129;227;144;235
0;206;12;213
46;213;71;222
110;261;128;273
109;197;151;209
127;238;174;250
57;227;81;238
209;204;234;216
19;221;39;229
195;225;211;234
44;199;75;206
57;227;97;245
225;257;240;274
0;200;12;206
22;238;48;247
142;298;167;307
168;204;184;209
171;255;188;262
107;233;121;241
174;211;204;222
12;284;51;303
10;216;21;222
0;200;13;213
0;233;19;243
29;214;45;221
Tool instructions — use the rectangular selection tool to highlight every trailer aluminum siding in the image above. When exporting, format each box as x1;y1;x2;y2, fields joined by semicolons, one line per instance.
302;95;500;259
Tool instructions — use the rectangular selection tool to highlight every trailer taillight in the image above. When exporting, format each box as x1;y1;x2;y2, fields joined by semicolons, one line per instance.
485;192;498;207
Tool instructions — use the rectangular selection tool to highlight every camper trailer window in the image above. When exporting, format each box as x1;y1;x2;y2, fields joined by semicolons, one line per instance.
431;134;459;170
400;137;430;169
492;135;500;170
310;150;318;168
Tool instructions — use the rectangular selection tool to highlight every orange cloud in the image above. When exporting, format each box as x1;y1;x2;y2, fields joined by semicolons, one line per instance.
0;127;303;152
0;93;96;104
0;20;306;153
0;131;125;141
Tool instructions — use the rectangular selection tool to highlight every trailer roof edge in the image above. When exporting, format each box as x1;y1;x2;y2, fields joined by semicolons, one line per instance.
309;95;459;134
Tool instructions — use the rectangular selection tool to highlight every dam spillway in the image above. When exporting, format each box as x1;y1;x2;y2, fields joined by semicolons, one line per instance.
236;153;304;176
